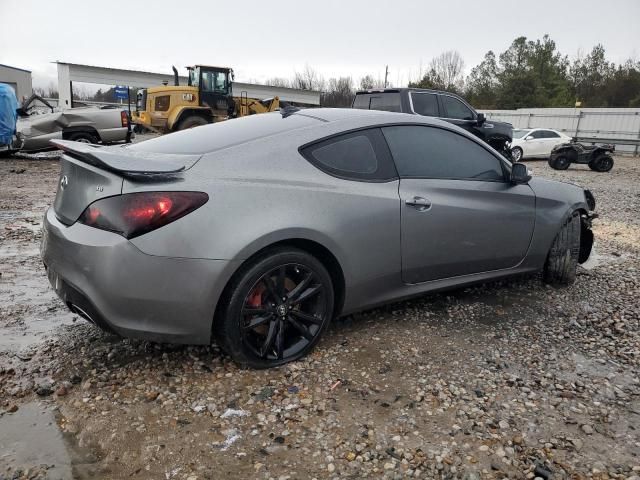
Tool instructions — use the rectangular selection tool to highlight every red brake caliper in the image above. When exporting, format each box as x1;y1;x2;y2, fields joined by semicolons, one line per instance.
247;284;266;308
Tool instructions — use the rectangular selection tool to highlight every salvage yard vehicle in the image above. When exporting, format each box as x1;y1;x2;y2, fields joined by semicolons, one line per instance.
0;82;22;156
17;105;133;152
548;141;615;172
41;108;596;368
132;65;282;133
352;88;513;159
510;128;573;162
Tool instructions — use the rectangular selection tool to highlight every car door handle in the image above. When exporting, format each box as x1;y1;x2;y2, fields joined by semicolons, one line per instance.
405;196;432;211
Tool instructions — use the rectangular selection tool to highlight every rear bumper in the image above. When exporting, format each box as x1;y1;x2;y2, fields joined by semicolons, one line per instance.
41;208;237;344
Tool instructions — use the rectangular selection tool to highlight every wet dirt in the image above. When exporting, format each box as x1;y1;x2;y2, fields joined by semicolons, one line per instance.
0;402;73;479
0;154;639;479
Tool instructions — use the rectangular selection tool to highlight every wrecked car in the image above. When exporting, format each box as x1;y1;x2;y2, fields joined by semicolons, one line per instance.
41;108;595;369
16;96;133;152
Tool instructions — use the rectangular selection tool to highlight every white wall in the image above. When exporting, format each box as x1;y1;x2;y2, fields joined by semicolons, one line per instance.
480;108;640;155
0;65;32;101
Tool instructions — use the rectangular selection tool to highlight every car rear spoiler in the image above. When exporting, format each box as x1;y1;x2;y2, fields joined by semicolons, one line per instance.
50;140;201;179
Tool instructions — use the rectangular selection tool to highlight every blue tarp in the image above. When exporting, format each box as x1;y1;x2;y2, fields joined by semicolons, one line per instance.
0;83;19;145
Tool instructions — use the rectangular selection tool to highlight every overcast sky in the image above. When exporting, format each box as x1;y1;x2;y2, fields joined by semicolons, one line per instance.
1;0;638;91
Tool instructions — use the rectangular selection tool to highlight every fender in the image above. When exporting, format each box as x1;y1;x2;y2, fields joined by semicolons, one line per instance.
231;227;351;282
168;106;213;130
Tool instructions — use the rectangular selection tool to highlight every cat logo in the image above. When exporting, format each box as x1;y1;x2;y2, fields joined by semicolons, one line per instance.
182;93;195;102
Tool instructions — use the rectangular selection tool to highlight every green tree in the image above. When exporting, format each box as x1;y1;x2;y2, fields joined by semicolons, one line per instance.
569;45;614;106
465;51;499;108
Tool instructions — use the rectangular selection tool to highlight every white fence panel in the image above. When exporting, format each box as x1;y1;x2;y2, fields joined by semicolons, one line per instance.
481;108;640;155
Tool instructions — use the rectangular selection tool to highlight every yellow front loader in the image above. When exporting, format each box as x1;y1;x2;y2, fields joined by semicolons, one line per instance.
132;65;282;133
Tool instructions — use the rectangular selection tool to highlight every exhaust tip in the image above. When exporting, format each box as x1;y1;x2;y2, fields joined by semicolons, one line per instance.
67;303;95;324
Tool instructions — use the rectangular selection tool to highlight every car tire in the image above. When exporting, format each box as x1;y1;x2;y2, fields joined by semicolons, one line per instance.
543;212;581;285
588;154;614;172
216;247;334;369
68;131;99;144
548;155;570;170
177;115;209;130
511;147;523;162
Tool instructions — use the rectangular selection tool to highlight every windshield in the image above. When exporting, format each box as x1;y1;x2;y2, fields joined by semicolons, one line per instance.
512;129;531;139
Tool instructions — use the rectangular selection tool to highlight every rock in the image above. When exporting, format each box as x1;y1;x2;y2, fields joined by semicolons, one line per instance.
534;464;553;480
7;405;18;413
581;424;594;435
145;391;159;402
36;387;53;396
55;385;69;396
327;463;335;473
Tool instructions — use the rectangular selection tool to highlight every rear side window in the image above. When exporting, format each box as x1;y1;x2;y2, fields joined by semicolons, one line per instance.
301;129;397;182
382;125;505;181
411;93;439;116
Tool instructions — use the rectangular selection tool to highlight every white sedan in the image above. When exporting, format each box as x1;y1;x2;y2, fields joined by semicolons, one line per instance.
511;128;572;161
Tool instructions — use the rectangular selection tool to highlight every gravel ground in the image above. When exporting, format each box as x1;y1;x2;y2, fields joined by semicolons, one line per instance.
0;152;639;480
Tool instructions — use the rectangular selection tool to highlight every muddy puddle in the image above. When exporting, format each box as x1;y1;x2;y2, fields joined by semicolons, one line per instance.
0;402;72;479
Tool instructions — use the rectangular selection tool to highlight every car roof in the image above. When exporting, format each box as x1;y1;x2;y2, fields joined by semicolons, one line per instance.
354;87;459;96
127;108;457;155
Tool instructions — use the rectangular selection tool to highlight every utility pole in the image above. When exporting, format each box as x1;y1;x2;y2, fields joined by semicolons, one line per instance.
384;65;389;88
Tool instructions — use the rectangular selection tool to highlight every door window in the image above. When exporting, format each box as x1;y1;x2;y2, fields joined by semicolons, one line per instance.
441;95;474;120
410;93;439;116
201;70;228;94
542;130;560;138
301;129;397;182
382;125;505;181
529;130;546;139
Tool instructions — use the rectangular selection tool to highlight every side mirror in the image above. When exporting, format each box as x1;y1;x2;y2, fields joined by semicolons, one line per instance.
476;113;486;126
511;163;531;184
525;136;533;141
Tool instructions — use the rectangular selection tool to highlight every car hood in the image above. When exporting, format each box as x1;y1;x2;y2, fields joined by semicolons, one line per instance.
482;119;512;140
528;176;588;206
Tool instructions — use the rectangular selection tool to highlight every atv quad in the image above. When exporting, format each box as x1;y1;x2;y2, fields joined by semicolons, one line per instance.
549;142;615;172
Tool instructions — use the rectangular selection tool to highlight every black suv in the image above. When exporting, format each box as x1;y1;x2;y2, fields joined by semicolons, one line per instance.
352;88;513;158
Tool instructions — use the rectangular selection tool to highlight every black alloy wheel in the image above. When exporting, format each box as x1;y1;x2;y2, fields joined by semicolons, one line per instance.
217;249;334;368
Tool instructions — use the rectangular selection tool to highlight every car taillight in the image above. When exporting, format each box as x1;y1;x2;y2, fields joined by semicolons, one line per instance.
121;111;129;127
78;191;208;239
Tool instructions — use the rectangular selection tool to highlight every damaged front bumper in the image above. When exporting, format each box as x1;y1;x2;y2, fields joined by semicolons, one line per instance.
579;189;597;263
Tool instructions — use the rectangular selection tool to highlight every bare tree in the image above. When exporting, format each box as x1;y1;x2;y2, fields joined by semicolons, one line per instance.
321;77;354;107
292;64;325;91
411;50;465;93
359;75;376;90
264;77;291;88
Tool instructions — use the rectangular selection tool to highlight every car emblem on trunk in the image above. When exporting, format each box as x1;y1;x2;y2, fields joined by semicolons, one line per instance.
60;175;69;190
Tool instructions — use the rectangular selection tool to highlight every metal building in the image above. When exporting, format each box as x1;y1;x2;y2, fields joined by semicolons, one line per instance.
0;64;33;101
56;62;320;109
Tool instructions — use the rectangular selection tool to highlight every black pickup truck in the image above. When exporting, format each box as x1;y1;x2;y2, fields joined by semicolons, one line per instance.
352;88;513;159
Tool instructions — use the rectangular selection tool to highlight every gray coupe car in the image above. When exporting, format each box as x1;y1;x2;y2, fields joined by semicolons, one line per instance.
41;108;596;368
